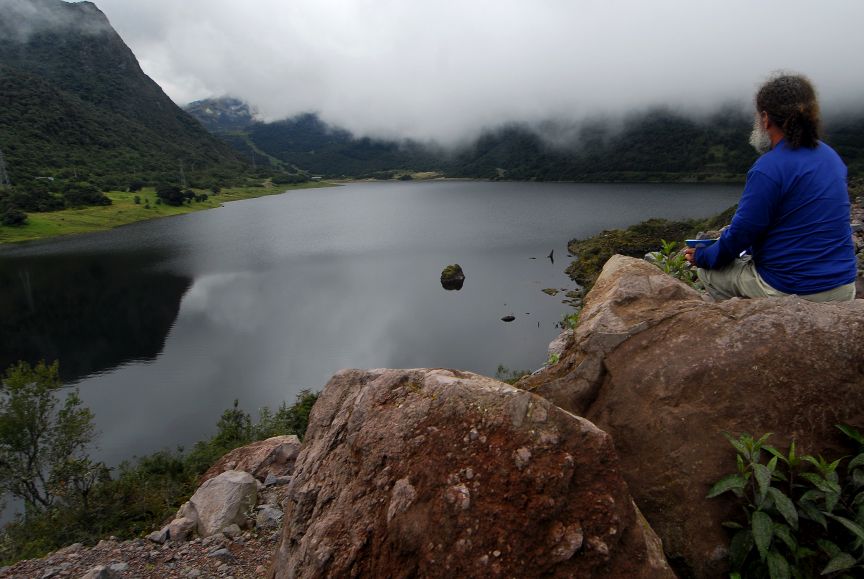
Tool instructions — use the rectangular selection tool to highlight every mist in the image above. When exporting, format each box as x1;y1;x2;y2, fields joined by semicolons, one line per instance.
0;0;110;42
76;0;864;145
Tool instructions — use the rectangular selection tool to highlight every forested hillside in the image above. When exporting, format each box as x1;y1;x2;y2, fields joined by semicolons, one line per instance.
188;100;864;181
0;0;246;189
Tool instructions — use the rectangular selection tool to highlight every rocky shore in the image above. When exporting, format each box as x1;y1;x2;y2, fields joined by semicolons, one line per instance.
0;437;302;579
1;531;280;579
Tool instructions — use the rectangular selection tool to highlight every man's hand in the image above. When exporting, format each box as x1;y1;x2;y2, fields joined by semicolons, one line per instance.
684;247;697;266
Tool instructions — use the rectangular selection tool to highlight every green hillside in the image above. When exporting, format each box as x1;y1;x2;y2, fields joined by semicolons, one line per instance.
0;0;246;188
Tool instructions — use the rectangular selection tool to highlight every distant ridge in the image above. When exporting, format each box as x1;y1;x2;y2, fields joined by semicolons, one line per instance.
0;0;245;187
187;97;864;181
185;97;258;134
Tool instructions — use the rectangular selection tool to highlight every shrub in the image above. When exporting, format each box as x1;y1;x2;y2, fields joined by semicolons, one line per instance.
0;387;320;564
559;311;580;330
647;239;699;287
0;207;28;226
272;173;309;185
154;185;185;206
62;182;111;208
1;184;64;213
708;427;864;578
255;390;319;441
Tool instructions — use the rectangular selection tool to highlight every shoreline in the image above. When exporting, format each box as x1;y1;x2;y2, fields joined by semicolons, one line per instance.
0;181;337;246
332;173;747;185
0;175;751;246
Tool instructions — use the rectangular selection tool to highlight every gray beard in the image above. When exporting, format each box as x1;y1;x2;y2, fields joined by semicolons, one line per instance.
749;118;772;154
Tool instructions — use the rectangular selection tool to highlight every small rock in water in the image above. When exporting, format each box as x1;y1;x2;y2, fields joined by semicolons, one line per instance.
440;264;466;291
501;315;516;322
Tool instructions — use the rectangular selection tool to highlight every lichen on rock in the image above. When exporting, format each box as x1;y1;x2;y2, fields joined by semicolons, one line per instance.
271;367;673;578
521;254;864;577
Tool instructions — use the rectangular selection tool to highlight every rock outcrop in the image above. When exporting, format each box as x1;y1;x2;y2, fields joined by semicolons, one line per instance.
200;435;301;485
521;255;864;577
146;437;296;547
270;368;673;578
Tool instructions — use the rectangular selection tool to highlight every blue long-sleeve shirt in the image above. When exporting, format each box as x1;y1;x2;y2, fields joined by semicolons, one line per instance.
696;139;857;295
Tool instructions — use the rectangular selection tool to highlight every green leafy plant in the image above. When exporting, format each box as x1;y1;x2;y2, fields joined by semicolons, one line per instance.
708;427;864;578
559;311;580;330
546;353;560;366
648;239;699;287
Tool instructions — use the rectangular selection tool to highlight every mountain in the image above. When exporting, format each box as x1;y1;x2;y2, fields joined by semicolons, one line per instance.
187;105;760;181
187;97;864;181
184;97;257;133
0;0;246;187
182;102;442;176
447;107;760;181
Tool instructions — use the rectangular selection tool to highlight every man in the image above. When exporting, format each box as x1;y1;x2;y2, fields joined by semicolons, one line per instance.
684;73;857;302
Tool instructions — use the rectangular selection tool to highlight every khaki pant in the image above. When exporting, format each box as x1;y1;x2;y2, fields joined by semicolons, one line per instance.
697;256;856;302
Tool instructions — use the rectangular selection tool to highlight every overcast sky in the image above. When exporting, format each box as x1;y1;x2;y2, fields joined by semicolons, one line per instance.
81;0;864;144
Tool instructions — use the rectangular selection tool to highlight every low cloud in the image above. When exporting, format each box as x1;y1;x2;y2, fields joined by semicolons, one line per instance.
1;0;110;42
73;0;864;144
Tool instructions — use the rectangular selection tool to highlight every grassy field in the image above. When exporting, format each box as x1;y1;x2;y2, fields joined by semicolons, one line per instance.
0;181;335;244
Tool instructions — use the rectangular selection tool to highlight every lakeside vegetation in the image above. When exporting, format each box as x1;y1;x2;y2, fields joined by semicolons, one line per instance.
0;180;335;244
0;360;318;565
565;204;738;290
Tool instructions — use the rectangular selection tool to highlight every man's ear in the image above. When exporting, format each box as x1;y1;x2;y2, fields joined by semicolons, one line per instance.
761;110;771;130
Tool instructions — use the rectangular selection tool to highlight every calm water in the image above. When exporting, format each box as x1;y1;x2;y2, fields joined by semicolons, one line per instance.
0;180;740;463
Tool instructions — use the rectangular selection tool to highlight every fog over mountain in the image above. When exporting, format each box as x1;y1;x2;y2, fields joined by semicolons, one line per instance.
70;0;864;145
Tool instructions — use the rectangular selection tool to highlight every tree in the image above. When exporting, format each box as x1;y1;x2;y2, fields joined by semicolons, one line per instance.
0;207;28;227
0;361;96;511
213;399;252;449
155;185;185;206
62;182;111;208
255;390;319;440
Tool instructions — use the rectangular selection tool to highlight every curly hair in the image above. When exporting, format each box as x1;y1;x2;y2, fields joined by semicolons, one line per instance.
756;73;822;149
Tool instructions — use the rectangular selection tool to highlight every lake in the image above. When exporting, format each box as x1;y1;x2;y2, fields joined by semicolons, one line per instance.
0;180;741;464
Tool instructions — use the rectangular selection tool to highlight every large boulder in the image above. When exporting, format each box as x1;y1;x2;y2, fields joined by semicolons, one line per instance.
189;470;257;537
270;368;673;579
521;255;864;577
200;435;301;484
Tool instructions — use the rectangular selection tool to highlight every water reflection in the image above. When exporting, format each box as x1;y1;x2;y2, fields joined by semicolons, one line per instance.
0;181;742;463
0;250;191;382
